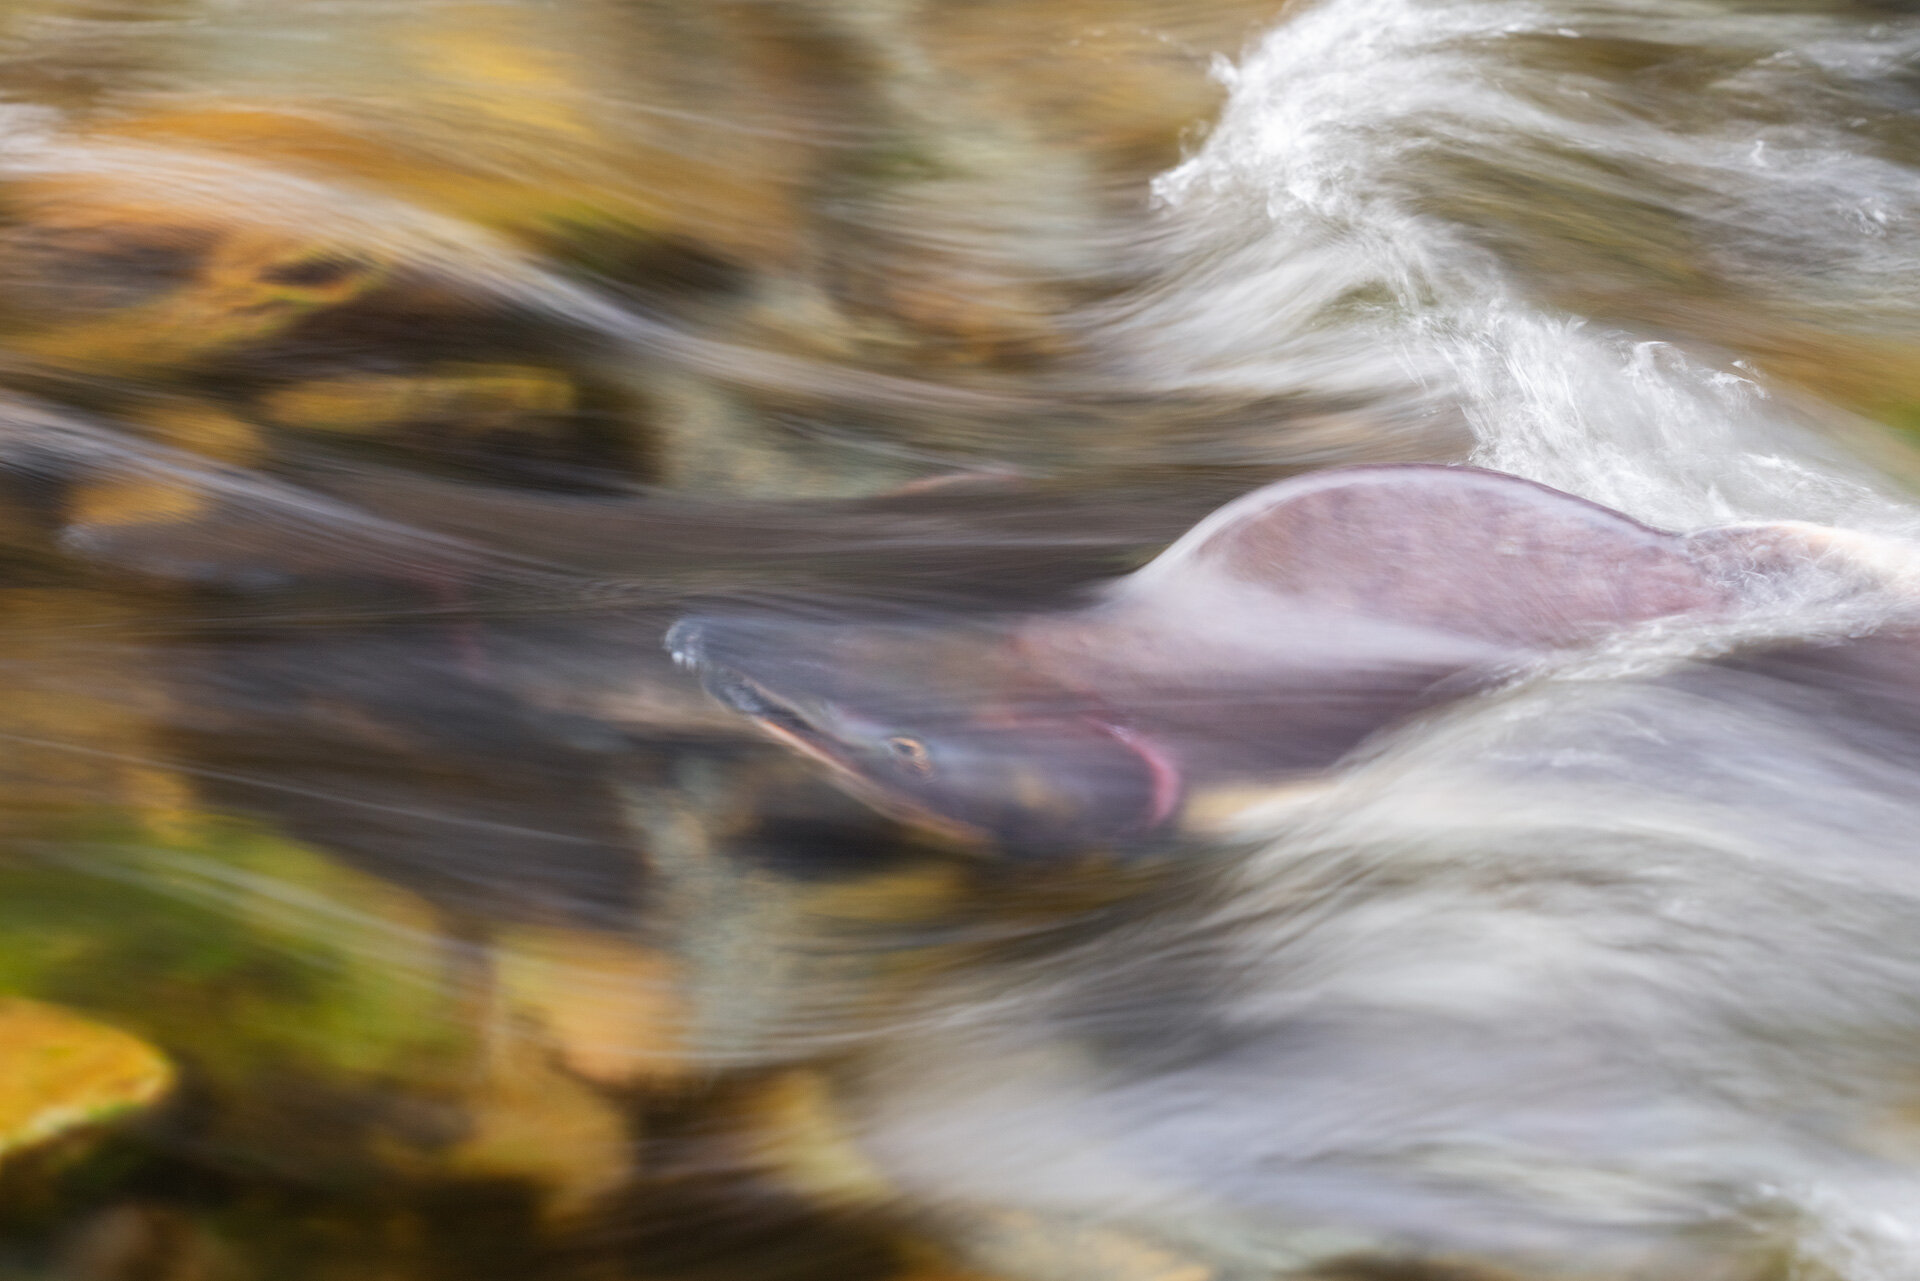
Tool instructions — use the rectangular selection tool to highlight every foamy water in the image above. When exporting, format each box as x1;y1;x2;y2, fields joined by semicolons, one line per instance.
841;5;1920;1279
1120;0;1920;531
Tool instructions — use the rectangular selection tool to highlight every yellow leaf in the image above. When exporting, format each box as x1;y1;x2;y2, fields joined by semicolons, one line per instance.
0;998;174;1164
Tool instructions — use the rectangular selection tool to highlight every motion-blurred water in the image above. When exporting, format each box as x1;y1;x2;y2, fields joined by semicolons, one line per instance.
2;1;1920;1279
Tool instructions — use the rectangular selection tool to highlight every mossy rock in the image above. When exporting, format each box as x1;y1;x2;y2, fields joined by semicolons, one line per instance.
0;818;473;1188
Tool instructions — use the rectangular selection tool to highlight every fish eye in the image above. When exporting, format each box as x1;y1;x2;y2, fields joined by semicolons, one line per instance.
884;735;934;777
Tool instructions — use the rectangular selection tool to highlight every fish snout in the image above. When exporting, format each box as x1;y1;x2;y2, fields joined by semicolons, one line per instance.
663;617;709;671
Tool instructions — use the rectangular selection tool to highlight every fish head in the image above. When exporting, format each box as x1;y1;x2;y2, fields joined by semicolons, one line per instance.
666;615;1182;854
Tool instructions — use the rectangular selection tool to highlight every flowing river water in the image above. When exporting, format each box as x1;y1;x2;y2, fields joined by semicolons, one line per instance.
3;1;1920;1279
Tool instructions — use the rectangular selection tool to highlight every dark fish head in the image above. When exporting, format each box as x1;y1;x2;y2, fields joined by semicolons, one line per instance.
667;616;1182;854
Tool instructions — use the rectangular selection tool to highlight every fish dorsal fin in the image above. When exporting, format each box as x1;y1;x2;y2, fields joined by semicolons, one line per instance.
1126;465;1729;648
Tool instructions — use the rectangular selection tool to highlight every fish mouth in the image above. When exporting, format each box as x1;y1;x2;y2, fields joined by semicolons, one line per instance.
706;666;810;736
703;667;852;770
669;620;843;757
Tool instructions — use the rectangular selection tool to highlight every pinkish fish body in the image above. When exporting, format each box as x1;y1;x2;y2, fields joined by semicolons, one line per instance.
669;466;1835;854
